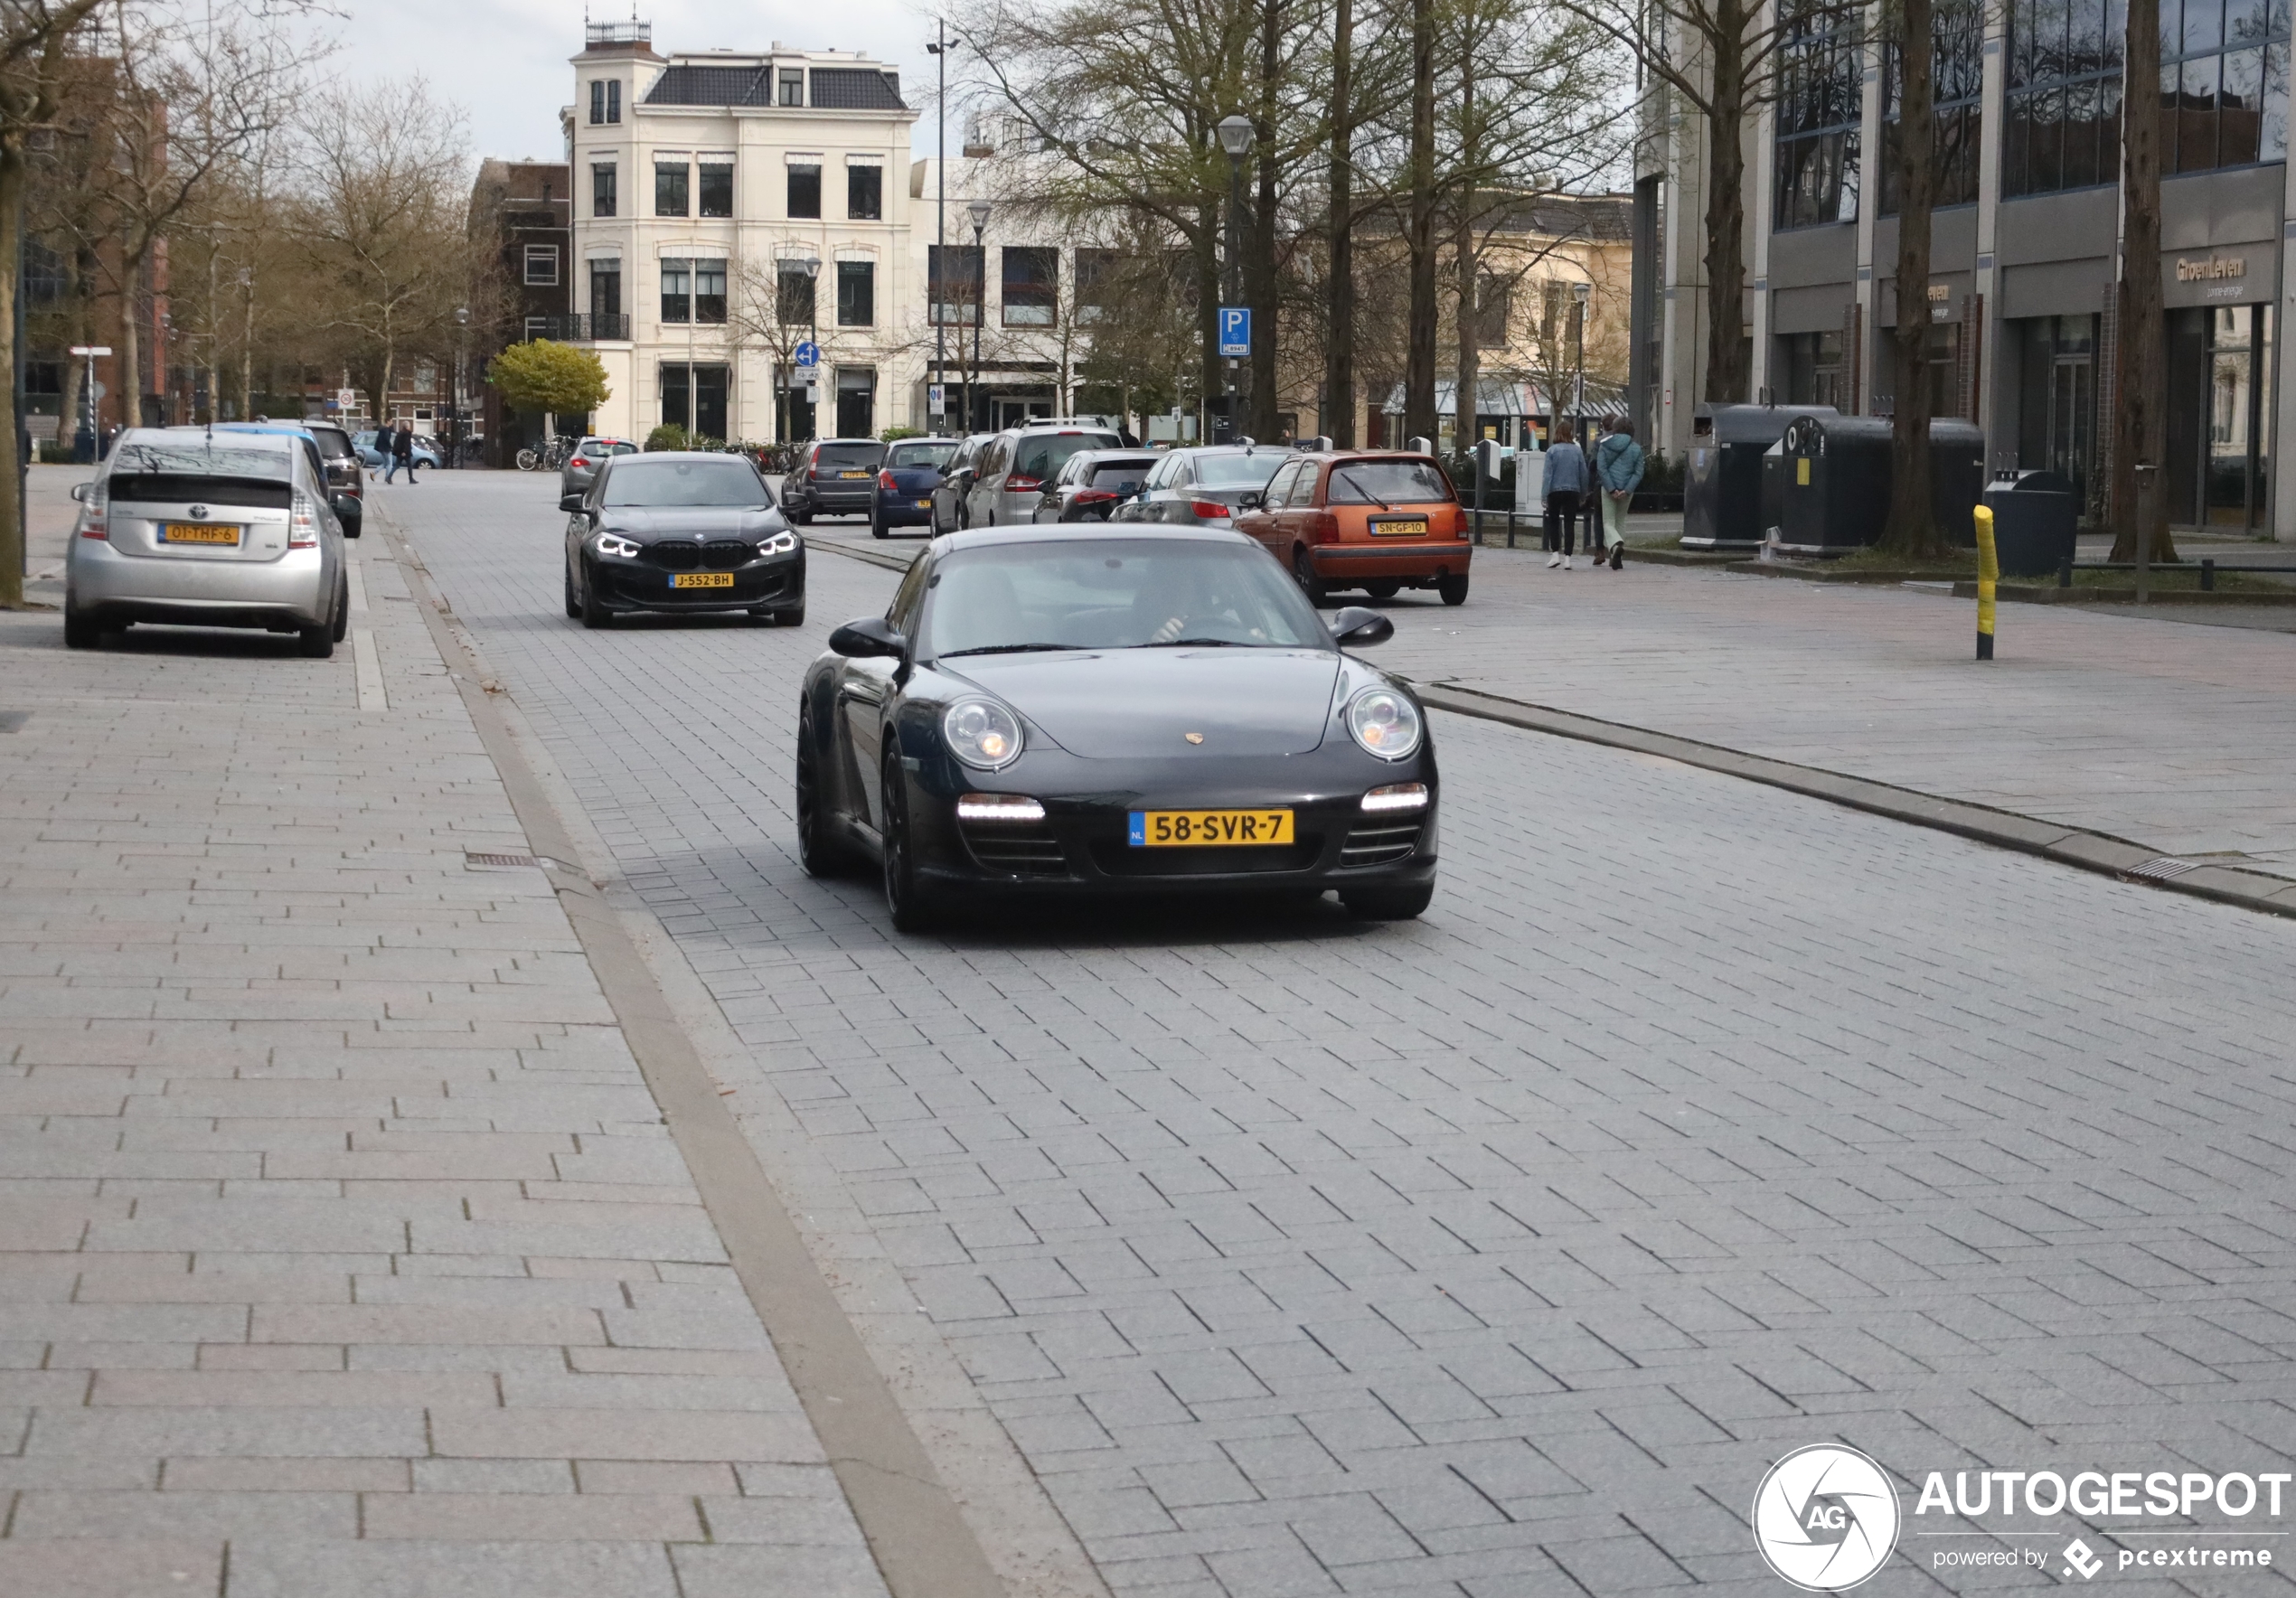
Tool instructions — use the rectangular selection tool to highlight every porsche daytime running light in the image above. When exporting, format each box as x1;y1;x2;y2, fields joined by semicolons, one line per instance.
944;700;1024;769
1360;782;1429;813
957;793;1045;822
758;530;799;556
1345;687;1423;760
595;531;641;558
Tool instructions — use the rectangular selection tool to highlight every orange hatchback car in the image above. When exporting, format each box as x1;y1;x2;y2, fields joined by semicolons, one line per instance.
1234;450;1472;606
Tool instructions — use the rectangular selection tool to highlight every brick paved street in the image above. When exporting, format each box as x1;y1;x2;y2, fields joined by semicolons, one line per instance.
379;473;2296;1595
0;469;886;1598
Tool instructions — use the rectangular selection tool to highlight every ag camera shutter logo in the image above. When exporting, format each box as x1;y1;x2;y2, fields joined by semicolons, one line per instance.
1752;1444;1903;1591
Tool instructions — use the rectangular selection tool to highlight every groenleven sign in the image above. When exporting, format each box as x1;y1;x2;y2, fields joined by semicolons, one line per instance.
2162;242;2275;306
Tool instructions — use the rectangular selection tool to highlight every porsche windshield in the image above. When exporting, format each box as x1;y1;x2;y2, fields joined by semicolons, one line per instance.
600;460;770;507
925;539;1329;656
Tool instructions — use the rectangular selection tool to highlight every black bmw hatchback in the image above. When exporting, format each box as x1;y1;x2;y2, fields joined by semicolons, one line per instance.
563;452;805;627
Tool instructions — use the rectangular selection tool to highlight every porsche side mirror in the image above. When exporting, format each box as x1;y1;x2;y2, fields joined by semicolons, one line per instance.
1329;606;1394;647
830;616;907;659
1237;490;1265;510
559;493;586;513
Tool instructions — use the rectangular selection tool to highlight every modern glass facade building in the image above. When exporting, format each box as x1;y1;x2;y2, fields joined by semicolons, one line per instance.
1635;0;2295;535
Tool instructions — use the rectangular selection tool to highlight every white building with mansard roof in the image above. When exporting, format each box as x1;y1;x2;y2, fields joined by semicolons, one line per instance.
560;22;921;444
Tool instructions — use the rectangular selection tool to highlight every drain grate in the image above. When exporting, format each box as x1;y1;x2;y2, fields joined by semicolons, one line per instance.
466;851;541;869
2124;856;2205;882
0;711;28;733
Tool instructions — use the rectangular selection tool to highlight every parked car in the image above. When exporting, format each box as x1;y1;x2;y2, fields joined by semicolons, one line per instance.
1031;448;1160;522
795;525;1435;931
871;436;962;539
1111;444;1293;533
353;429;442;471
780;438;887;523
209;421;363;539
65;428;353;655
930;433;997;533
561;436;640;499
963;422;1124;527
1234;450;1472;606
561;451;805;628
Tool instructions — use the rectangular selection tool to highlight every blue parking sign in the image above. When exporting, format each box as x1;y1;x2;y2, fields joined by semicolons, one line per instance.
1218;306;1250;358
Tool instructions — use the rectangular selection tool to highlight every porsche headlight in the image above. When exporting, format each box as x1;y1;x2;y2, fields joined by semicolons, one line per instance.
943;699;1024;769
595;531;641;558
758;530;799;556
1345;686;1422;761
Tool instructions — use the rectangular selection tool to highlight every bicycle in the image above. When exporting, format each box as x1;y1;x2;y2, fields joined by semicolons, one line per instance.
516;435;575;473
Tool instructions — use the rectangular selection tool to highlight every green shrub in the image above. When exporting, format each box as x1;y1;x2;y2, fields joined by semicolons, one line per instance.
880;425;923;443
645;423;690;452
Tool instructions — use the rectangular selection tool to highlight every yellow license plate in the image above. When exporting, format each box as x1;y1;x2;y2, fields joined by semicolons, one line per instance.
670;572;734;588
1372;517;1428;538
162;522;239;545
1128;809;1294;847
841;470;870;479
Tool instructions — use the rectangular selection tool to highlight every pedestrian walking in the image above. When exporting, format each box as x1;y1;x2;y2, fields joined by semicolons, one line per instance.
376;421;399;484
393;426;420;484
1542;422;1590;569
1592;418;1645;571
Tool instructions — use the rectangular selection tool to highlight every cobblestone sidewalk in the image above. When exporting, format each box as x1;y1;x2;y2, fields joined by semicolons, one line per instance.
0;472;888;1598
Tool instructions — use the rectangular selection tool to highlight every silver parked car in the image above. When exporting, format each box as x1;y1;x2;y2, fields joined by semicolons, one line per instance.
65;428;351;657
560;435;640;499
963;421;1124;527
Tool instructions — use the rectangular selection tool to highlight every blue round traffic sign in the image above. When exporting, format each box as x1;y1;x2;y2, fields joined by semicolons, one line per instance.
795;342;820;367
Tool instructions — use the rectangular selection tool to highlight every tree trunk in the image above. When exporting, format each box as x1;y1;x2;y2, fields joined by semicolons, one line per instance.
2112;0;2176;562
1326;0;1355;446
1403;0;1438;443
1249;0;1282;440
1454;31;1480;459
1702;0;1749;404
0;139;24;606
1194;205;1220;443
1880;0;1943;557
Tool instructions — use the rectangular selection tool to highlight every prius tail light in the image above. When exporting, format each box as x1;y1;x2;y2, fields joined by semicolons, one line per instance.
79;484;108;540
289;492;319;548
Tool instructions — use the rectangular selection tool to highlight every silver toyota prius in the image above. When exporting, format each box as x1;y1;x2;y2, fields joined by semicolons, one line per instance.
65;428;351;656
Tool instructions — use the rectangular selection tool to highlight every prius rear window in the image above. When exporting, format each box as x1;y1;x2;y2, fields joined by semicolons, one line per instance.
107;473;293;509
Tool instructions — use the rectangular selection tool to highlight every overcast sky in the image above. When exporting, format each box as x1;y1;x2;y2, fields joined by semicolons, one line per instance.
315;0;953;167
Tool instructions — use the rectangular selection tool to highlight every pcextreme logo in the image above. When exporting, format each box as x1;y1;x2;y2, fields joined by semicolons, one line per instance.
1751;1445;1903;1592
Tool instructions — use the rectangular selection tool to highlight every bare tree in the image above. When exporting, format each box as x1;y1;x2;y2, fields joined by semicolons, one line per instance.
1877;0;1940;555
2110;0;2175;562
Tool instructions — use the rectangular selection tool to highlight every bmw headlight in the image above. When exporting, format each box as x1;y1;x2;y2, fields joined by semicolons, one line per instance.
1344;685;1422;761
943;699;1023;769
595;531;640;558
757;530;799;556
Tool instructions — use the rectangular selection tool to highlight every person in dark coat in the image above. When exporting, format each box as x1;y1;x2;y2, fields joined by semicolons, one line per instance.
374;421;397;482
392;425;419;484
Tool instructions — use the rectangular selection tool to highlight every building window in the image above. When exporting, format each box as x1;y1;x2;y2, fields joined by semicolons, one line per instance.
525;315;548;343
699;160;733;217
592;163;616;218
786;163;822;219
1473;273;1511;346
1002;246;1058;327
590;262;622;320
589;81;605;124
662;258;692;324
523;244;560;287
693;258;726;324
777;262;816;326
1076;248;1119;324
659;362;729;439
2161;0;2291;173
608;80;620;122
847;164;882;221
778;68;804;106
1780;329;1849;408
1774;0;1863;229
837;260;875;326
588;81;623;124
655;161;689;217
2004;0;2123;195
1882;1;1983;211
930;244;983;324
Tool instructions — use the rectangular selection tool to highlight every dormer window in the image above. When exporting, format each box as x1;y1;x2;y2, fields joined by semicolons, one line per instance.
778;68;803;106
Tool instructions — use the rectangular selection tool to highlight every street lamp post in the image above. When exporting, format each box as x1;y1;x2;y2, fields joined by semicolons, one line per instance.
966;199;991;432
69;345;107;464
927;27;947;431
1216;115;1252;445
801;258;822;440
452;306;469;467
1571;280;1591;443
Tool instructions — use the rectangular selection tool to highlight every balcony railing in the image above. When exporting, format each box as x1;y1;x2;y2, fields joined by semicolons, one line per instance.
586;20;649;45
524;314;630;343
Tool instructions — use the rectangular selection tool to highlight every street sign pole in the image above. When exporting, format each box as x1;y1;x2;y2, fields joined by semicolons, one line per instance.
69;345;110;465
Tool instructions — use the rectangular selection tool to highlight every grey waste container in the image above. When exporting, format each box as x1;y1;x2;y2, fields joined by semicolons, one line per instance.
1976;470;2078;578
1683;404;1840;548
1769;414;1986;551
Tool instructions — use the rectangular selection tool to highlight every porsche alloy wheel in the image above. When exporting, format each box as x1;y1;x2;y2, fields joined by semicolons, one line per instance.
879;745;939;933
795;706;846;877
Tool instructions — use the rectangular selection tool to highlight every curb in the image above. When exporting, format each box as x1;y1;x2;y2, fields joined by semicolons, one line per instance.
1410;681;2296;922
1950;579;2296;606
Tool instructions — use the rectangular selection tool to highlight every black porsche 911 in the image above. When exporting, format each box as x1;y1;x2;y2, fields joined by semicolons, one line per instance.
795;526;1437;930
562;452;805;627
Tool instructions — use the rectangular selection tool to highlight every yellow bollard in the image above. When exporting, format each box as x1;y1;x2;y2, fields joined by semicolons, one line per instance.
1973;504;1998;661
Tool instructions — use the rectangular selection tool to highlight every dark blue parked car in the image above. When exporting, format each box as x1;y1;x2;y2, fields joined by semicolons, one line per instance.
870;436;963;539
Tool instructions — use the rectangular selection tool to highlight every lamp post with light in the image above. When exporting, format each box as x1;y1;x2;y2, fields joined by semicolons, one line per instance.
452;306;468;467
1571;280;1590;442
1215;116;1252;443
966;199;990;431
927;26;948;428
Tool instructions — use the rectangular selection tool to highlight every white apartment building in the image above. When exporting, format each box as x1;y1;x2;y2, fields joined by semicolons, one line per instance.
562;23;919;443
